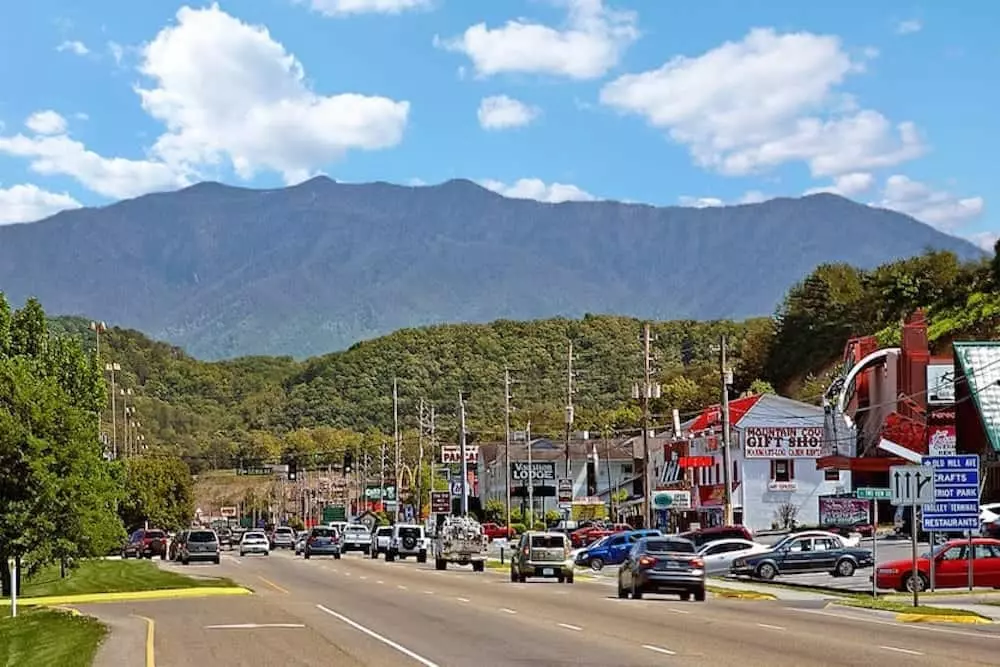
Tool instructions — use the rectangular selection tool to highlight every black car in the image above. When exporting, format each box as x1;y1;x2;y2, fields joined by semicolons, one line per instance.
618;536;705;601
730;533;874;580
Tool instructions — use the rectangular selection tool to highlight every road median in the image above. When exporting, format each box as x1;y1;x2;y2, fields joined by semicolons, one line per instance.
832;597;994;624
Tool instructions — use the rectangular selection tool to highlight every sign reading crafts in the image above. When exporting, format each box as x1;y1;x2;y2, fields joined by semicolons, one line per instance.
743;426;824;458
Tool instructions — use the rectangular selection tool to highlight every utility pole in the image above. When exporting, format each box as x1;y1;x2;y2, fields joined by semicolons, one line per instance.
428;406;436;500
564;341;575;478
379;438;387;514
458;391;469;515
417;398;425;522
504;369;513;534
633;324;660;529
720;334;735;526
392;377;401;521
603;425;614;519
105;362;120;459
526;420;533;526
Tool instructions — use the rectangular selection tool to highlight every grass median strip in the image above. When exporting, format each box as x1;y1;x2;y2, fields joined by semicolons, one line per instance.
706;585;776;601
0;608;106;667
835;597;992;623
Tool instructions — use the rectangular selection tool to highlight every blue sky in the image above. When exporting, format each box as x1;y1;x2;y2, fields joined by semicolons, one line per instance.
0;0;994;247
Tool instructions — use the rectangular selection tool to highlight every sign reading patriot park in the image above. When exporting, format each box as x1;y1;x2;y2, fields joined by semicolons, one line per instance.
743;426;824;458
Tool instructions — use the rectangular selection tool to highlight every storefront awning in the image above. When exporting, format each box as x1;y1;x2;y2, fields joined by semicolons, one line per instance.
954;342;1000;453
815;455;910;472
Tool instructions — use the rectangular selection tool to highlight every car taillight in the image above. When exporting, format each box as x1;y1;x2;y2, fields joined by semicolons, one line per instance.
689;557;704;568
638;556;657;568
522;547;530;557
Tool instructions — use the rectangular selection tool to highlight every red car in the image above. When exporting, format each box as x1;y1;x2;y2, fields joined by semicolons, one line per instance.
874;537;1000;592
571;523;631;548
481;523;515;541
122;528;168;560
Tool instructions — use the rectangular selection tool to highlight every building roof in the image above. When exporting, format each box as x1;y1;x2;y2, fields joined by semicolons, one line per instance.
478;439;636;465
954;342;1000;453
687;394;763;433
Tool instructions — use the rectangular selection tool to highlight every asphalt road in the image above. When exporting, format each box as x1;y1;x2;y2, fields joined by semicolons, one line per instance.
76;547;1000;666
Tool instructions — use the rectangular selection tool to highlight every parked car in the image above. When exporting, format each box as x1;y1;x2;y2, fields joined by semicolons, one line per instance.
386;524;428;562
370;526;393;559
294;530;309;555
731;533;874;580
180;529;221;565
122;529;168;560
697;538;771;575
618;536;705;601
574;529;661;571
340;524;372;554
874;538;1000;592
773;529;861;549
239;531;270;557
169;530;189;561
271;526;296;550
510;531;574;583
570;523;631;548
481;522;515;542
678;525;753;549
980;504;1000;538
216;527;233;549
304;526;341;559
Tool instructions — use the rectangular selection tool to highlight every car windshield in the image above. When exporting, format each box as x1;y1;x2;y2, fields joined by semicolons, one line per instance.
276;527;293;535
645;538;695;554
245;533;266;541
587;536;610;549
188;531;216;542
312;528;336;538
345;526;368;534
531;535;565;549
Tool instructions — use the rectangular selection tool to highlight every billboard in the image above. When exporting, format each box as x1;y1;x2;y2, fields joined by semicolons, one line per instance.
510;461;556;483
659;441;688;488
927;363;955;405
440;445;479;464
819;497;870;527
430;491;450;514
743;426;824;458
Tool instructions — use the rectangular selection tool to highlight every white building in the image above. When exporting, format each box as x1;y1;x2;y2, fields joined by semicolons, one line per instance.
685;393;853;532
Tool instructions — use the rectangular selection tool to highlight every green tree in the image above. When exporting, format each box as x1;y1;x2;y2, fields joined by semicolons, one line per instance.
119;457;195;532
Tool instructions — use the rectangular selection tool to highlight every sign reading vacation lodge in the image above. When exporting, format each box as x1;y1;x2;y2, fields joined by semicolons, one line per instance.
743;426;824;458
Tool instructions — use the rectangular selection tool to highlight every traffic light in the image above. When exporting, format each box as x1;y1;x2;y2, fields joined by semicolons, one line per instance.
344;450;354;474
288;458;297;481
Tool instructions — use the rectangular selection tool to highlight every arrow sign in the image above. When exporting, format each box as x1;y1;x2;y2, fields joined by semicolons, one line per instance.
890;465;936;506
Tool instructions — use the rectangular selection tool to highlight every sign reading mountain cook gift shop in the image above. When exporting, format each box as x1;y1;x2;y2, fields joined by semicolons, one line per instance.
743;426;824;458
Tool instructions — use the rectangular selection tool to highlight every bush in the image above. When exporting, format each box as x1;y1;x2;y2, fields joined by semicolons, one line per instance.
532;522;547;531
511;523;526;535
288;518;305;531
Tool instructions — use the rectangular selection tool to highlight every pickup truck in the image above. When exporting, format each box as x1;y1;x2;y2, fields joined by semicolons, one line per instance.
340;524;372;553
432;516;488;571
481;522;515;541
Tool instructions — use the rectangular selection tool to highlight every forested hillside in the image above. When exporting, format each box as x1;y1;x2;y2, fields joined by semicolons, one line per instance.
32;243;1000;475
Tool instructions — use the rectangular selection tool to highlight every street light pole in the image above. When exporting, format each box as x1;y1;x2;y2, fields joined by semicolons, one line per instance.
105;362;120;459
458;391;469;515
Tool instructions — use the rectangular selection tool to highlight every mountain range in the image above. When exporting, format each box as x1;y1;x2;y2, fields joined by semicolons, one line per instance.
0;177;983;359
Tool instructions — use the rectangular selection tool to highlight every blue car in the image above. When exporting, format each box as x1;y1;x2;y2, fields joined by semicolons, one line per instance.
574;529;662;571
304;526;342;560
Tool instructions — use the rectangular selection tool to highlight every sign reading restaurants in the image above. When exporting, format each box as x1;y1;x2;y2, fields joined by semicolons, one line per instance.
743;426;824;459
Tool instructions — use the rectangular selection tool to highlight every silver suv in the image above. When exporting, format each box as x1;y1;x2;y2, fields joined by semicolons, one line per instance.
371;526;393;559
387;524;427;563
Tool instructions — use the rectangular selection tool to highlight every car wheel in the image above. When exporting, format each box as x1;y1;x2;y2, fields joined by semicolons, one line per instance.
213;557;220;565
694;587;706;602
417;552;427;564
386;551;396;562
473;561;484;573
680;592;691;601
334;553;341;560
904;571;928;593
632;582;643;600
557;574;565;584
437;559;448;571
304;552;310;560
182;557;189;565
519;574;527;583
617;579;628;598
371;549;379;559
836;559;856;577
566;573;574;584
510;568;517;582
590;558;604;572
755;562;777;581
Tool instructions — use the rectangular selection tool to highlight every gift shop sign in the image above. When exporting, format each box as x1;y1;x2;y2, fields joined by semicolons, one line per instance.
744;426;824;459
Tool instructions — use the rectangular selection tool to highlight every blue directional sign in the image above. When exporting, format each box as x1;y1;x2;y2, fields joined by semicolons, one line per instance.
921;455;980;531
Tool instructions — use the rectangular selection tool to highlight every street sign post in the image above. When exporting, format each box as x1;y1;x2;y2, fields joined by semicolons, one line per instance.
855;488;890;598
430;491;450;514
557;478;573;504
922;455;980;592
890;465;936;607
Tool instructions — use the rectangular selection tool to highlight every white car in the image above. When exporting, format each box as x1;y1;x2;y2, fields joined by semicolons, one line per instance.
239;531;270;557
340;524;372;554
773;530;860;549
371;526;393;559
698;538;771;574
294;530;309;555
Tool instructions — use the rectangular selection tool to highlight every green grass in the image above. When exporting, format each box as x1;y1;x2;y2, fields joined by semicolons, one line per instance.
710;577;853;598
21;559;238;599
837;597;989;618
0;609;106;667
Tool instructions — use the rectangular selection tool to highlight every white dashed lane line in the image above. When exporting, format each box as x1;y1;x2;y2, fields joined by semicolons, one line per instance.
757;623;785;631
557;623;582;632
500;608;517;615
643;645;676;656
397;585;408;590
880;646;923;656
456;597;470;603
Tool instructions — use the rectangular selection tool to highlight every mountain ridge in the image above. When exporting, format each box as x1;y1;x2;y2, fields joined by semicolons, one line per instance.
0;178;982;359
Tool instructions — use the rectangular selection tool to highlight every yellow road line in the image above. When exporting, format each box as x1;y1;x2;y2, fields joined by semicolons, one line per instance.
0;586;251;607
131;615;156;667
257;576;290;595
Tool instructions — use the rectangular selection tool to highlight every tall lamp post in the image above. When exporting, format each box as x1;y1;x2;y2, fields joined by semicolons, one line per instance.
105;363;121;458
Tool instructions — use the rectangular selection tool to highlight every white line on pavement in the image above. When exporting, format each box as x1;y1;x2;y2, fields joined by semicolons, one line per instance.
424;591;434;595
880;646;923;656
642;645;676;656
666;608;691;615
316;605;439;667
398;585;408;590
377;580;385;585
557;623;582;632
456;597;470;603
794;608;1000;641
500;608;517;615
360;576;368;580
757;623;785;631
205;624;305;630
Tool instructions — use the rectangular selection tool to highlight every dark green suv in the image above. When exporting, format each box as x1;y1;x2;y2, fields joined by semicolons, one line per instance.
510;531;574;583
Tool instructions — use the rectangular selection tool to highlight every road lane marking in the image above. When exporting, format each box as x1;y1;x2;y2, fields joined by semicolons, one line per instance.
557;623;582;632
131;615;155;667
316;605;439;667
360;576;368;580
500;608;517;614
666;608;691;615
424;591;434;595
456;597;470;602
377;580;385;585
398;585;408;590
880;646;923;656
257;576;289;594
205;624;306;629
643;645;676;656
757;623;785;631
795;608;1000;641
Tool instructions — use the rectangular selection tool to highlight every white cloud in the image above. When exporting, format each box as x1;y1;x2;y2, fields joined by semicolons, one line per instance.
0;184;82;225
679;190;773;208
876;175;984;230
600;28;923;178
477;95;540;130
108;41;125;65
481;178;595;203
25;111;68;136
57;40;90;55
298;0;431;16
805;171;875;197
136;4;410;184
0;132;189;200
437;0;638;79
970;232;998;252
896;19;922;35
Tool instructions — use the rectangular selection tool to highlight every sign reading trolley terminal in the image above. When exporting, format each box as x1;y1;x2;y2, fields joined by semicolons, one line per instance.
743;426;824;458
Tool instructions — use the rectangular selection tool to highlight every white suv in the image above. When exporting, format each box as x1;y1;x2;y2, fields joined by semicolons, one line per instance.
371;526;393;559
341;524;372;554
387;524;428;563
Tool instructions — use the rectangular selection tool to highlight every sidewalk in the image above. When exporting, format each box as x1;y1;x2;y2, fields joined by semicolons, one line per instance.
706;577;837;601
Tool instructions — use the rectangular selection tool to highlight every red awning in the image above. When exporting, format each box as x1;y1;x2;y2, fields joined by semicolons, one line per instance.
687;394;763;433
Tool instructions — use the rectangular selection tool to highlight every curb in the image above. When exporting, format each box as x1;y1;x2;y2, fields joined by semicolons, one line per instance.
0;586;251;607
895;613;993;625
707;588;777;601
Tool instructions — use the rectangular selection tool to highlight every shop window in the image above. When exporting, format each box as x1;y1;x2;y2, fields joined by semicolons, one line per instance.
824;468;841;482
771;459;794;482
